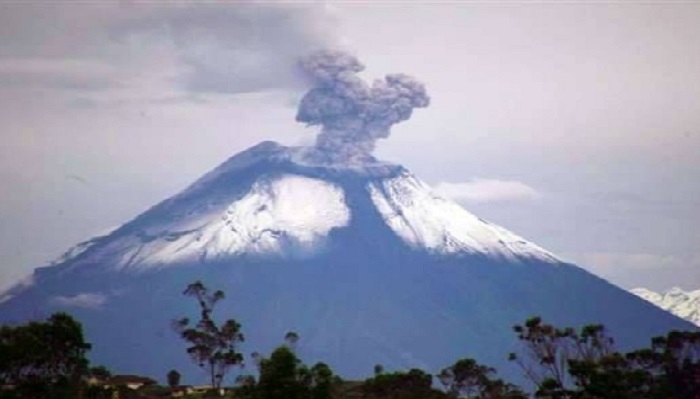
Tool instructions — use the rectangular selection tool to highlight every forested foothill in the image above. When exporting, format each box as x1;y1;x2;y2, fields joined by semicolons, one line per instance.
1;281;698;399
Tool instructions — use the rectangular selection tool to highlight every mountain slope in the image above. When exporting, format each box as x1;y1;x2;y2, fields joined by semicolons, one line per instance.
36;141;556;273
631;287;700;327
0;141;694;384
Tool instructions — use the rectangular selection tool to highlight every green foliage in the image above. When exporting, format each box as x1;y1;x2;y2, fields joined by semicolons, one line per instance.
507;317;578;397
233;374;257;398
88;365;111;380
309;362;335;399
167;369;181;387
362;368;447;399
438;358;526;399
625;330;700;399
173;280;244;390
0;312;91;399
8;285;696;399
509;317;615;397
373;364;384;376
510;316;700;399
232;336;340;399
256;346;312;399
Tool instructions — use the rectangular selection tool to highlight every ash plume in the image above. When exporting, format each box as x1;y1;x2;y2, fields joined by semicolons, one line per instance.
296;50;430;163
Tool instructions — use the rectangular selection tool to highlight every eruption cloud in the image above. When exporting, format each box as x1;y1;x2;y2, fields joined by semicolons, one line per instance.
296;50;430;164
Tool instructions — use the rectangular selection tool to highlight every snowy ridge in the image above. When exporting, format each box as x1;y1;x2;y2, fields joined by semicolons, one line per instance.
2;141;694;383
50;141;560;271
369;172;559;262
49;227;116;266
631;287;700;327
88;175;349;270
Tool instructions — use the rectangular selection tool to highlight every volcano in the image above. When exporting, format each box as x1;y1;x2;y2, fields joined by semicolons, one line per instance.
0;141;693;383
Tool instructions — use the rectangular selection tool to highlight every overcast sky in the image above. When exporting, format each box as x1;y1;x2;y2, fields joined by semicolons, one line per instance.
1;2;698;293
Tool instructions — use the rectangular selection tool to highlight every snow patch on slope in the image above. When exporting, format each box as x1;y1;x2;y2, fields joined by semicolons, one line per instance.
49;142;562;272
114;175;350;269
631;287;700;327
50;229;114;266
369;172;558;262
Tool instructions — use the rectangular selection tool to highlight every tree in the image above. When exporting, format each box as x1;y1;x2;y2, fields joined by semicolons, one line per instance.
652;330;700;398
237;331;340;399
625;330;700;399
509;317;700;399
173;280;244;390
374;364;384;376
88;365;111;380
438;358;492;398
309;362;336;399
166;369;181;388
509;317;615;398
438;358;526;399
232;374;257;399
256;345;311;399
285;331;300;351
362;368;447;399
0;312;91;399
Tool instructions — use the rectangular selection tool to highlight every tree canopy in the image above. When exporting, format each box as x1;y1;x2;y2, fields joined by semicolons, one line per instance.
510;316;700;399
173;280;245;390
0;312;91;399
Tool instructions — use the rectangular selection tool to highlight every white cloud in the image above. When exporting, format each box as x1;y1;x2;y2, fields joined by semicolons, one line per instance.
433;179;541;203
0;3;339;97
0;58;117;90
51;292;108;309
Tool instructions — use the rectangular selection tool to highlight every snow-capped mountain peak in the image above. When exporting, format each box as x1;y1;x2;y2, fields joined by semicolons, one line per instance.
368;172;558;262
50;141;558;272
631;286;700;327
2;140;694;383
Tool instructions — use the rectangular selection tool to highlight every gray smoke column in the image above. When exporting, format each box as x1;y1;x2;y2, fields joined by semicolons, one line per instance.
296;50;430;163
